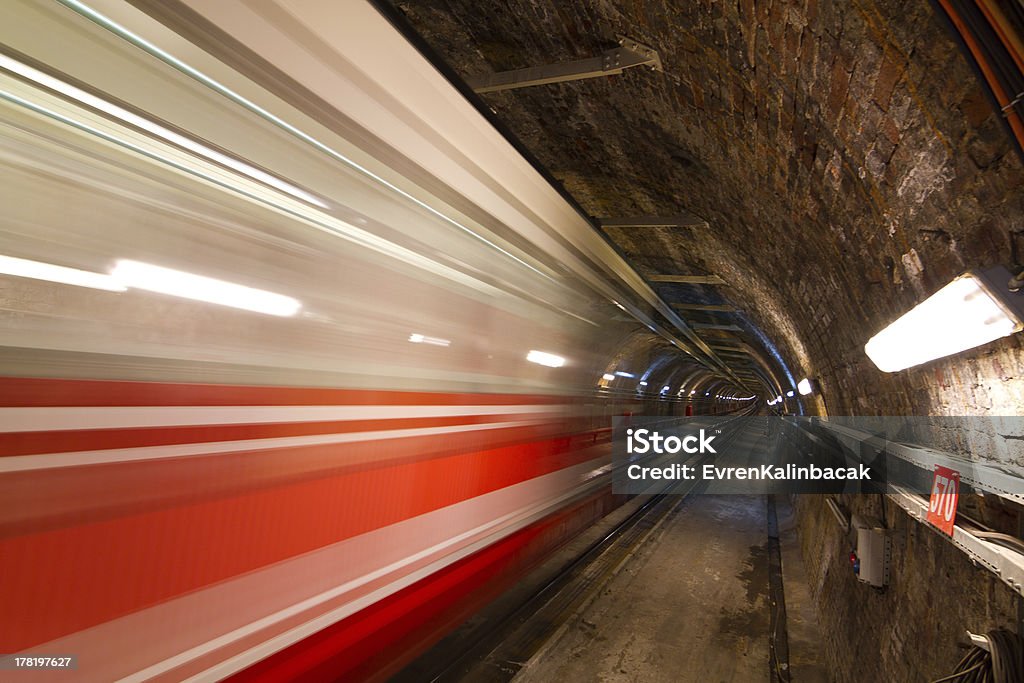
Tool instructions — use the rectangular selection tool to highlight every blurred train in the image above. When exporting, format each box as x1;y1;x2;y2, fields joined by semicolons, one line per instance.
0;1;757;680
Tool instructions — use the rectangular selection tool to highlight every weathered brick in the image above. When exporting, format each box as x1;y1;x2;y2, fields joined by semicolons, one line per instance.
873;52;903;110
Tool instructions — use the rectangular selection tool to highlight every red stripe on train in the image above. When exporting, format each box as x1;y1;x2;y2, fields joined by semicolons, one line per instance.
0;434;609;650
1;424;588;538
219;489;622;683
0;413;573;457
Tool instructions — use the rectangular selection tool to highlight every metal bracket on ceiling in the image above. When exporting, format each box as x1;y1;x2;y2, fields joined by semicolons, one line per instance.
466;35;662;93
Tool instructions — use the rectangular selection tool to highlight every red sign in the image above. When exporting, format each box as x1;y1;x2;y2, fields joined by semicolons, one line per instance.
927;465;960;536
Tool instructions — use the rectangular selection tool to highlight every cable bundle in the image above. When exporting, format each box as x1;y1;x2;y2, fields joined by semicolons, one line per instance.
932;630;1024;683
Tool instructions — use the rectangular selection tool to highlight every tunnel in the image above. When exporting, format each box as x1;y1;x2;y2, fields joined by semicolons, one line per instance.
1;0;1024;681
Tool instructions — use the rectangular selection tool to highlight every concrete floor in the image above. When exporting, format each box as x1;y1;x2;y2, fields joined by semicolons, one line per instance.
512;495;830;682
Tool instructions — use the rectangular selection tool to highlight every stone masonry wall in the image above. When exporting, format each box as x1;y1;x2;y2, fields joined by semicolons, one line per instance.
395;0;1024;419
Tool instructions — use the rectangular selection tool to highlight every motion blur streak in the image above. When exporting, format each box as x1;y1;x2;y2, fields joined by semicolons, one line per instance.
0;1;741;681
53;0;555;282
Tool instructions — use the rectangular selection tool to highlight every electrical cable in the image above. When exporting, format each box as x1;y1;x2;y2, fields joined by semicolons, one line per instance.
973;531;1024;555
930;630;1024;683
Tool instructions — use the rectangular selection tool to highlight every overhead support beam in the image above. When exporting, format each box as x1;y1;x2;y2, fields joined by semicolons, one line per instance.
690;322;743;331
649;274;726;285
598;214;706;228
671;303;738;312
466;36;662;93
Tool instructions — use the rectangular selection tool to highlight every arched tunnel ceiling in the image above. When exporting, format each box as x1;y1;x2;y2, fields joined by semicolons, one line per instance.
386;0;1024;415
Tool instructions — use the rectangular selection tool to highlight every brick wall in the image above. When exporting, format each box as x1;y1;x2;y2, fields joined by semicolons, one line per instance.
395;0;1023;420
794;493;1019;681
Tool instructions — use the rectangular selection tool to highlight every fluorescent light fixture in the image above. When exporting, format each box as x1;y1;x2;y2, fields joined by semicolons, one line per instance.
661;386;669;392
797;378;813;395
0;254;125;292
408;333;451;347
786;390;795;397
639;381;648;386
110;260;300;316
0;54;328;208
526;350;565;368
865;270;1024;372
602;373;616;381
615;371;635;378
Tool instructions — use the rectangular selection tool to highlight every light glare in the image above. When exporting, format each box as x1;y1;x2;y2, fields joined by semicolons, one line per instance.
526;350;565;368
408;333;450;347
0;254;125;292
111;260;300;316
865;274;1020;372
797;378;813;395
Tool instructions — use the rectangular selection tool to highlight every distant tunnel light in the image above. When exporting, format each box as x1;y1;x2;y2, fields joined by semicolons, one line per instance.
615;371;635;378
0;254;125;292
865;272;1023;372
111;260;300;316
409;333;451;347
526;350;565;368
602;373;616;381
786;390;795;398
797;378;813;395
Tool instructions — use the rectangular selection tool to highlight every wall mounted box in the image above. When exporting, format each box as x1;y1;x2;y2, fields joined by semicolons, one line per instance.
851;514;891;587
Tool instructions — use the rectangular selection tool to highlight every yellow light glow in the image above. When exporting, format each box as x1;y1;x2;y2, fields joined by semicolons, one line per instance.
865;274;1021;372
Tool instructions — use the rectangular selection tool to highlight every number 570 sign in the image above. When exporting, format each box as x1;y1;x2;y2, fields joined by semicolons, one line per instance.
927;465;960;536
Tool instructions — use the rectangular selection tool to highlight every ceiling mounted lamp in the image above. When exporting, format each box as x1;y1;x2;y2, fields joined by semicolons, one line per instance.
865;267;1024;373
797;378;814;395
